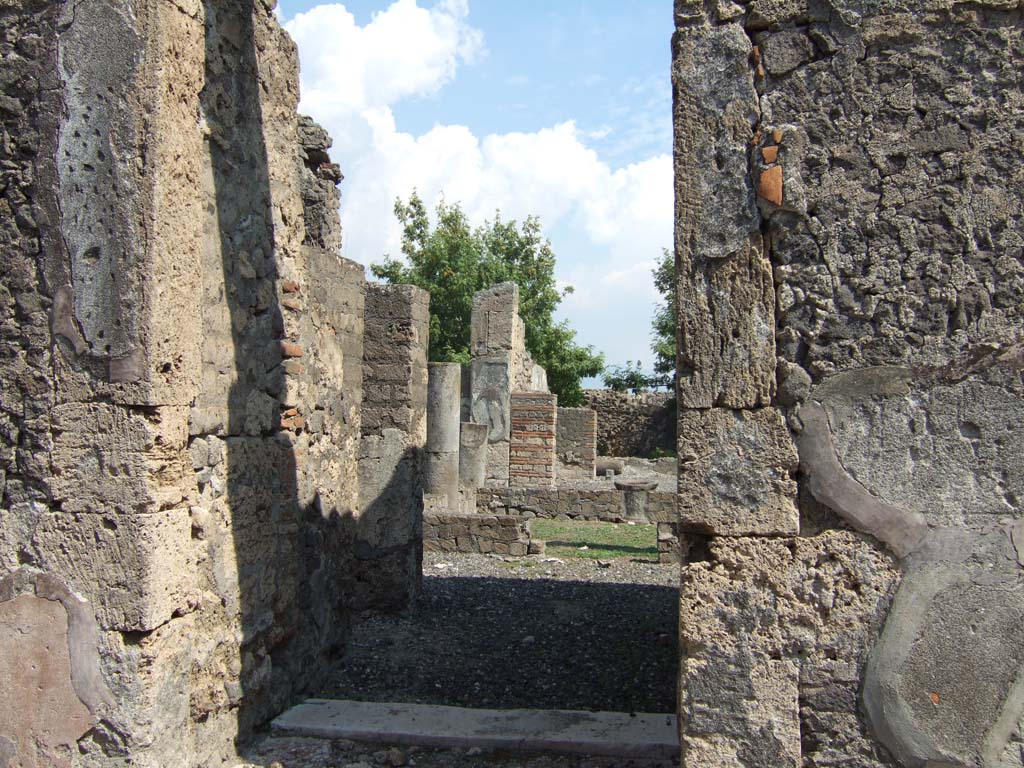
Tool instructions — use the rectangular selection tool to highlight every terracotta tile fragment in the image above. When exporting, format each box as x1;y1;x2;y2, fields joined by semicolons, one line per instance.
757;165;783;206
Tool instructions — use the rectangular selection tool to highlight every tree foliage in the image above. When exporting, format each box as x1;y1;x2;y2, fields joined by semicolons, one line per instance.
371;192;604;406
651;247;676;383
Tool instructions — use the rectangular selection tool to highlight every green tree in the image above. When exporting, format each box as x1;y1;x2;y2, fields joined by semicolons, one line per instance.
651;247;676;384
372;192;604;406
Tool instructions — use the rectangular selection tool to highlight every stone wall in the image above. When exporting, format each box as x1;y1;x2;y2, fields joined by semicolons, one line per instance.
555;407;597;479
673;1;1024;765
509;392;558;488
423;513;535;557
356;284;430;610
478;487;677;525
582;390;675;458
0;2;425;765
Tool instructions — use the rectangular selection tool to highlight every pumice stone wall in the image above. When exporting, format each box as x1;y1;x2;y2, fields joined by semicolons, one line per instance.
673;0;1024;765
0;1;427;765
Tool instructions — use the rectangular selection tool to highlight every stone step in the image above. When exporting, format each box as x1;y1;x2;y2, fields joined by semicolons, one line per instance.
271;699;679;760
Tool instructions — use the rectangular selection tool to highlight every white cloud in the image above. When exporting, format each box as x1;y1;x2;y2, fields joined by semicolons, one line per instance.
285;1;673;370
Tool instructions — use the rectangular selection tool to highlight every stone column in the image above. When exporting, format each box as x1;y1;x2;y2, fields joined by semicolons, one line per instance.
458;421;489;501
424;362;461;511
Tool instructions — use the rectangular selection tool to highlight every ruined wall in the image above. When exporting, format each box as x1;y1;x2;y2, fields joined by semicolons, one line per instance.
477;486;677;525
423;512;534;556
356;284;430;610
582;389;676;457
673;0;1024;765
0;1;405;765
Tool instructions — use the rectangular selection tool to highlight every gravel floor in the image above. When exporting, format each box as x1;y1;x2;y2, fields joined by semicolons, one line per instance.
237;735;677;768
314;551;679;714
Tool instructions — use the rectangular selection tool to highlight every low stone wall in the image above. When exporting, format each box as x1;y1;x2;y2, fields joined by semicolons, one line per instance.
657;522;681;564
477;486;677;524
423;513;537;556
582;390;675;458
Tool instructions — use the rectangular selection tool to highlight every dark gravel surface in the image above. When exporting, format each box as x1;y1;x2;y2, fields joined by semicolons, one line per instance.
238;736;677;768
314;551;679;714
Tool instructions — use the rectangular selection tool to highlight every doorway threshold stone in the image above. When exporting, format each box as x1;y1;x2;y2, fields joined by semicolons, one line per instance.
272;699;679;760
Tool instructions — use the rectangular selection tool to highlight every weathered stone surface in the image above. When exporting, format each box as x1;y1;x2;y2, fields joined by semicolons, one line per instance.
759;29;815;76
49;403;194;517
864;522;1024;767
764;8;1024;380
470;357;512;485
356;283;428;610
298;114;342;254
581;389;675;458
679;533;900;768
458;422;489;491
555;407;597;479
33;509;195;632
676;238;776;409
673;21;775;409
813;364;1024;526
677;407;798;535
423;513;532;556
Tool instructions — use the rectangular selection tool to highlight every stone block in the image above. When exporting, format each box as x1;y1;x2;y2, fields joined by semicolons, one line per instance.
32;508;196;632
49;403;194;516
679;533;899;767
812;367;1024;526
674;22;774;410
677;407;798;535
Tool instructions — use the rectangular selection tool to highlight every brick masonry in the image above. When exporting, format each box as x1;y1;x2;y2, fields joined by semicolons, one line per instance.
509;392;558;488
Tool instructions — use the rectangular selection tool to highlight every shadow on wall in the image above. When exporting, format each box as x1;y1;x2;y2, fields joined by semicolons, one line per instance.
201;0;348;741
201;0;423;745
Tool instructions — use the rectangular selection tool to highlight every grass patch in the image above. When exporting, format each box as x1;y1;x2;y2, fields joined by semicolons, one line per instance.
530;518;658;561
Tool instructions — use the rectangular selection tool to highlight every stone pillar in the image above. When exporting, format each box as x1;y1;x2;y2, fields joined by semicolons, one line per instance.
470;356;512;486
356;283;430;610
460;364;472;423
509;392;558;488
556;407;597;479
459;423;489;492
615;479;658;523
424;363;461;511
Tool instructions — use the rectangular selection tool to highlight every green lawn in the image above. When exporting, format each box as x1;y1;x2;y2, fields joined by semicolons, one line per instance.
530;518;658;561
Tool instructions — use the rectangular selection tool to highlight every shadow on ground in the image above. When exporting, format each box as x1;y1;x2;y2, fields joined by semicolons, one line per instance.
314;573;678;714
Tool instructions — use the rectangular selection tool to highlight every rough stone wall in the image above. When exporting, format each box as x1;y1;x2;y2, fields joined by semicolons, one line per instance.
509;392;558;488
555;407;597;479
298;114;343;255
423;513;534;557
0;2;411;765
356;283;430;610
477;487;677;525
673;1;1024;765
582;390;675;457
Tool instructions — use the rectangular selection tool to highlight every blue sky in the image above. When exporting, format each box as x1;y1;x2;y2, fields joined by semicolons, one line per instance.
277;0;674;381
